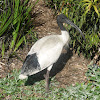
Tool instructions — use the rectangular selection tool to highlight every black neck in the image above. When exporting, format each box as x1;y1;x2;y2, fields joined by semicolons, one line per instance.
57;21;66;31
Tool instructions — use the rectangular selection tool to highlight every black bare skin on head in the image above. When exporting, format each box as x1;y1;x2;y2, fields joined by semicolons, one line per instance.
21;53;41;75
57;14;85;40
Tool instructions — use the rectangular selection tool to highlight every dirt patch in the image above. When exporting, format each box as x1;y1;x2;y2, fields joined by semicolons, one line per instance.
56;51;88;88
30;0;60;37
0;0;90;87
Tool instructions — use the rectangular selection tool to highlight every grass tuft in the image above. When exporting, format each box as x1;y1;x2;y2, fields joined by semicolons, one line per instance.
0;64;100;99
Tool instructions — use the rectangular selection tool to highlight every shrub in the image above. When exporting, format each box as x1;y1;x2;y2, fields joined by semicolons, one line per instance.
0;0;38;57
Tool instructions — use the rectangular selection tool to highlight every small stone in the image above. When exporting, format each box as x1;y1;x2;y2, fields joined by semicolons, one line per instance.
0;62;5;65
0;64;3;68
10;63;15;69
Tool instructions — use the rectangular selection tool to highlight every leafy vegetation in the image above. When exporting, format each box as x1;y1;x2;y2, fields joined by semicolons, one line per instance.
0;0;38;57
45;0;100;58
0;0;100;99
0;0;99;58
0;64;100;99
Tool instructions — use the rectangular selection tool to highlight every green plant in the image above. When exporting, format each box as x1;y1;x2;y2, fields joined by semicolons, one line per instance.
62;0;100;58
45;0;100;58
44;0;62;10
86;64;100;86
0;0;38;57
0;64;100;99
82;0;100;17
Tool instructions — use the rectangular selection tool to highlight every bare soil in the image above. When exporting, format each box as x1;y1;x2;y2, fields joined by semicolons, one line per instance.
0;0;90;87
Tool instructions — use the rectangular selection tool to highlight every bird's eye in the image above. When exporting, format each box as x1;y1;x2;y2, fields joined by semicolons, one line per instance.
62;17;65;19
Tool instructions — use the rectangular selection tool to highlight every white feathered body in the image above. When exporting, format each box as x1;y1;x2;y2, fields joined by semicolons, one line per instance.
19;31;70;79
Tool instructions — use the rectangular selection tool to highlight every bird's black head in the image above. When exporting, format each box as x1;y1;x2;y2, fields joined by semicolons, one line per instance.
57;14;67;23
57;14;85;40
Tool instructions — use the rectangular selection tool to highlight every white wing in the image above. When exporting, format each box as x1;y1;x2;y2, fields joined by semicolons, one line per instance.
28;35;64;70
37;36;64;69
28;35;63;54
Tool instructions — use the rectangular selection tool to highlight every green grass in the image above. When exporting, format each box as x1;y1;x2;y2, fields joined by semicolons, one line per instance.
0;64;100;99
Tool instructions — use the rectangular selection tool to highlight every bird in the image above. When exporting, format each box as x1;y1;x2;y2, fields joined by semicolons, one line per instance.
19;14;85;92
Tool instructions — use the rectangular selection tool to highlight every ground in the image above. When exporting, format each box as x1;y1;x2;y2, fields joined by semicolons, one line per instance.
0;0;90;87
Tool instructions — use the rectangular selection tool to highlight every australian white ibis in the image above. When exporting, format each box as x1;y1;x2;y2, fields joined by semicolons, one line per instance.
19;14;85;92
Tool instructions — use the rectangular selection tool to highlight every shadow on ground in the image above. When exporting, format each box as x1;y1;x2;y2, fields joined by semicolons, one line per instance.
25;48;73;86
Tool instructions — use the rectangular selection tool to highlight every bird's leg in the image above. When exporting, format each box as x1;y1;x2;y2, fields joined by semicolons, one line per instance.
44;70;50;92
44;65;53;92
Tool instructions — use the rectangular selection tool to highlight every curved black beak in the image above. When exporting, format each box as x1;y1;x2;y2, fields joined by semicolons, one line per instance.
65;18;85;40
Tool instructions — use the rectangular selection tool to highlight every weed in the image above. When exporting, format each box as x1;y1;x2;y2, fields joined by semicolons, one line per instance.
0;64;100;99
